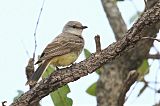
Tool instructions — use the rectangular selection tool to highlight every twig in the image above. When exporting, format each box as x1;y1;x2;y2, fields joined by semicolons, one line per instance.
144;0;148;10
25;58;35;88
141;79;160;93
141;79;160;94
94;35;103;74
125;81;138;101
118;70;139;106
142;37;160;42
153;45;160;53
24;1;46;105
154;58;160;101
94;35;101;52
25;58;40;106
21;40;30;58
33;0;46;59
148;81;160;84
147;54;160;59
27;0;46;86
25;57;40;106
2;101;7;106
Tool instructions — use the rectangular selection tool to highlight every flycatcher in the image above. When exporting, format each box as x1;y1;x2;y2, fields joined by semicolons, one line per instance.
26;21;87;85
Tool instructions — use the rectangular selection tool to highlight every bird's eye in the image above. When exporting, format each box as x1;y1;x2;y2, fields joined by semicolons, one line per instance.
72;25;76;28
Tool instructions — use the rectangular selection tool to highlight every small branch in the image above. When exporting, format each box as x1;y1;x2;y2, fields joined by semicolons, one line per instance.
144;0;148;10
94;35;101;52
94;35;103;74
2;101;7;106
27;0;46;103
118;70;139;106
142;37;160;42
147;54;160;59
33;0;46;59
25;58;40;106
147;0;158;10
25;58;35;88
21;40;30;58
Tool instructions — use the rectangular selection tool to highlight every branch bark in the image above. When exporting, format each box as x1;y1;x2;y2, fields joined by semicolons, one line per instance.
94;35;102;52
101;0;127;40
25;58;40;106
25;58;36;89
97;1;128;105
118;70;139;106
11;1;160;106
147;54;160;59
97;0;160;106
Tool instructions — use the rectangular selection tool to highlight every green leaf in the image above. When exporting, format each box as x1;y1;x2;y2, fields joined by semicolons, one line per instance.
96;69;101;75
42;66;55;78
84;48;91;59
84;48;101;75
50;85;73;106
86;82;97;96
42;66;72;106
13;90;24;102
137;59;149;81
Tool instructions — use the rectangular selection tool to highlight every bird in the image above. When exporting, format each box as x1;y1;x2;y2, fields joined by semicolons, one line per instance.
26;21;87;85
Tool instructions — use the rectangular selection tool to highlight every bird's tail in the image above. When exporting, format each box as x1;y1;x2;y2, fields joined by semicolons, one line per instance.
25;60;50;85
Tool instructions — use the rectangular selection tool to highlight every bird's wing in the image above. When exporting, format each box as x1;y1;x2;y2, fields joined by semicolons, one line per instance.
35;33;84;64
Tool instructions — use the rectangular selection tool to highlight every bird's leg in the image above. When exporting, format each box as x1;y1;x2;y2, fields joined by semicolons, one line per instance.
55;66;59;70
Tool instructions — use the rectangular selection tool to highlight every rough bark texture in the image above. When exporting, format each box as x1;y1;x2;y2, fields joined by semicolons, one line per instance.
147;54;160;59
118;70;139;106
97;0;160;106
10;1;160;106
25;58;40;106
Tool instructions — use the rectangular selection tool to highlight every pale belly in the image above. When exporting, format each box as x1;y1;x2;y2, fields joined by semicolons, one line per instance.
50;52;78;66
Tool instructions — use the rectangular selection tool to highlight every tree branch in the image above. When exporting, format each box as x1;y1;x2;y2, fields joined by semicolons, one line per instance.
147;0;159;9
25;58;35;88
97;0;127;105
33;0;46;59
2;101;7;106
97;0;160;106
118;70;139;106
147;54;160;59
142;37;160;42
101;0;127;40
144;0;148;10
94;35;101;52
11;1;160;106
25;58;40;106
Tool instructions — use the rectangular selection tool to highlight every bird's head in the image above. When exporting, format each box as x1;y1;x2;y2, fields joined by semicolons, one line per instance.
63;21;87;35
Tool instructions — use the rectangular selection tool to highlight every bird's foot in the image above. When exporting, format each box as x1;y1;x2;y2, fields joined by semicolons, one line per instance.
55;66;59;70
71;63;74;66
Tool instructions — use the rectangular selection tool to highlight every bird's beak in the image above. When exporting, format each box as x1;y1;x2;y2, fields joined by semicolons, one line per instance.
82;26;88;29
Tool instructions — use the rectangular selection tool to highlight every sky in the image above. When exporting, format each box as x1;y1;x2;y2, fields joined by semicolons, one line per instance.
0;0;159;106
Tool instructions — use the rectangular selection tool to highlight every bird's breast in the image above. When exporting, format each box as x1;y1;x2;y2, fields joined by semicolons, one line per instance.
50;52;79;66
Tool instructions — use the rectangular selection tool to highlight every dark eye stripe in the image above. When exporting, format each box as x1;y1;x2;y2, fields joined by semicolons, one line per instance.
68;25;82;29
